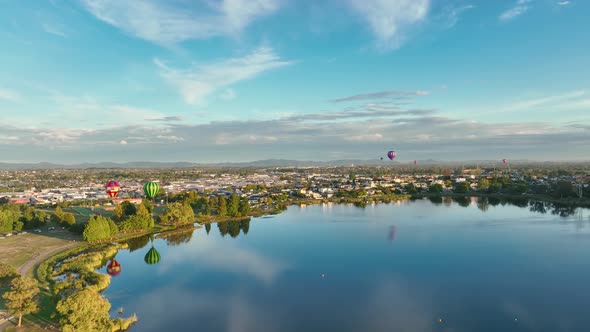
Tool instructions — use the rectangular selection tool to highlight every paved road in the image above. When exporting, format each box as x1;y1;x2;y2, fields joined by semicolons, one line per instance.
18;242;78;276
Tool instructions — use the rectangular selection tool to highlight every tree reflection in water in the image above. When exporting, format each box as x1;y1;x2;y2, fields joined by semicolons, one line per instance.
126;235;150;252
428;196;443;205
476;197;489;212
216;219;251;238
452;196;470;207
166;229;194;246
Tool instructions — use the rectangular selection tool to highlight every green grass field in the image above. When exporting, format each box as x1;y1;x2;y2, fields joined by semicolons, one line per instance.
63;207;114;223
0;231;80;268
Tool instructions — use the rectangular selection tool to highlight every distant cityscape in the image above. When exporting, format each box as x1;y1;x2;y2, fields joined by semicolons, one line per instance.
1;165;588;206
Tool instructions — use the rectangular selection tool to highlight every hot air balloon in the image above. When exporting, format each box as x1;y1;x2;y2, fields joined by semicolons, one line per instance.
380;157;384;161
144;236;160;265
143;181;160;200
107;259;122;276
502;159;507;164
414;160;417;165
106;180;120;198
387;151;396;160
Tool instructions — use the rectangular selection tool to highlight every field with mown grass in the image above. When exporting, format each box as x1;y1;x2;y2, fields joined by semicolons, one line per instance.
0;231;80;269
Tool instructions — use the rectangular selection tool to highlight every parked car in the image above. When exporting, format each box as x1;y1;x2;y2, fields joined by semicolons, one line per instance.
48;226;56;231
33;229;42;233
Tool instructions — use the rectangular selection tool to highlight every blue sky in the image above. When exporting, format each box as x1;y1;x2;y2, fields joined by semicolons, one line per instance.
0;0;588;163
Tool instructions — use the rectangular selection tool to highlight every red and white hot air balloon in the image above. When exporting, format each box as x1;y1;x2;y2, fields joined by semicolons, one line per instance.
106;180;120;198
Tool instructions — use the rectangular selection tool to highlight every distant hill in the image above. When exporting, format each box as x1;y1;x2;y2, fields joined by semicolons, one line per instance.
0;159;586;170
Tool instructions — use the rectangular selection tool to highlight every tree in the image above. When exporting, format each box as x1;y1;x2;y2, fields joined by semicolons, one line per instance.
83;216;113;242
0;208;20;233
53;206;64;222
0;263;17;286
217;196;227;217
2;276;40;327
238;197;250;216
61;213;76;226
107;218;119;238
429;183;443;193
159;202;194;226
404;184;417;195
228;194;240;217
113;201;136;221
552;181;574;199
140;199;154;213
477;178;490;191
454;182;471;194
56;289;113;332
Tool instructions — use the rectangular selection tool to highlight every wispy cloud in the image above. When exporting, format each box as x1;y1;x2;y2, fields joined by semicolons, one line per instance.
499;90;586;112
333;90;430;102
155;46;293;105
42;22;67;37
557;1;571;5
286;108;435;122
80;0;279;45
1;112;589;162
444;5;475;28
499;0;533;21
349;0;430;50
0;88;22;103
146;115;183;122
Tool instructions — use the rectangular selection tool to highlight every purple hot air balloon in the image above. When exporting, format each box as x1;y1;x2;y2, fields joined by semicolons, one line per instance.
387;150;396;160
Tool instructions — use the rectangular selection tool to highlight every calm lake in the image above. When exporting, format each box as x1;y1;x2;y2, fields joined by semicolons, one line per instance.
100;197;590;332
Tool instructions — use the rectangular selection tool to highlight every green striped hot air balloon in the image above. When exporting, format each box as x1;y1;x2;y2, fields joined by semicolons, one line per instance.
143;181;160;199
144;246;160;265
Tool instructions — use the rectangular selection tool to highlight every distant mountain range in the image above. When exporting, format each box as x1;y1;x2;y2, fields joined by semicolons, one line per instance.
0;159;586;170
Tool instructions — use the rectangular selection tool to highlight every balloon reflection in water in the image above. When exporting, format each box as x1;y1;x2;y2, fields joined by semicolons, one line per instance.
144;235;161;265
107;259;122;276
389;226;396;241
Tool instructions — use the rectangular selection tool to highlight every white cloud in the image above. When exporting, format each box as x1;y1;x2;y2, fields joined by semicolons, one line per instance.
557;1;571;5
80;0;279;45
119;139;128;145
499;0;533;21
155;47;293;105
42;22;67;37
349;0;430;50
346;133;384;142
0;88;22;103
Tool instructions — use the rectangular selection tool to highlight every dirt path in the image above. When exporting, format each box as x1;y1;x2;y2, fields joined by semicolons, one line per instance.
0;243;78;331
0;315;14;331
18;242;78;276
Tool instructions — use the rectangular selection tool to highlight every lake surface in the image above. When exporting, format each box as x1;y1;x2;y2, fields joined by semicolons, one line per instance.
100;198;590;332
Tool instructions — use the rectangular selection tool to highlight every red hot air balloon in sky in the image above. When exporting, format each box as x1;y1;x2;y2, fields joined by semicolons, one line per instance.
106;180;120;198
502;159;507;164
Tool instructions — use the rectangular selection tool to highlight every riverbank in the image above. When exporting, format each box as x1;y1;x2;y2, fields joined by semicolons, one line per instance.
414;192;590;208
